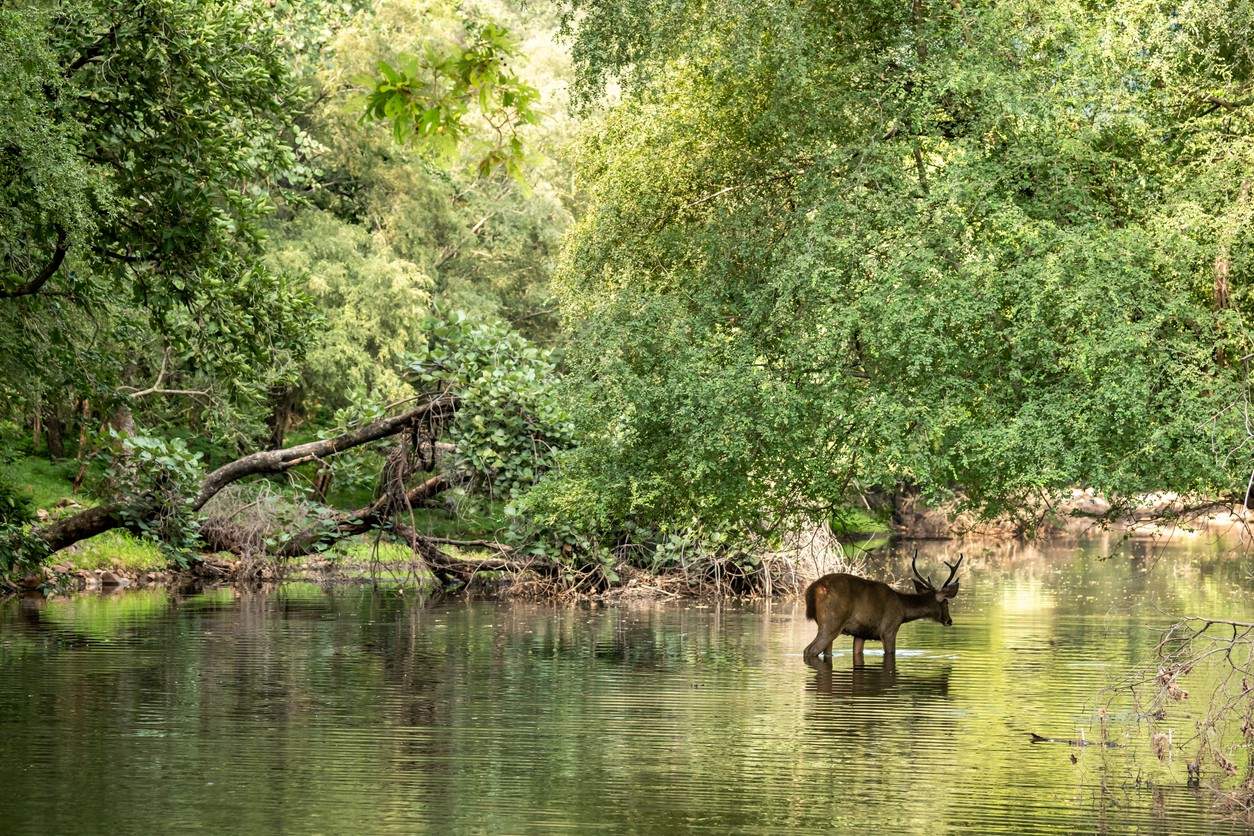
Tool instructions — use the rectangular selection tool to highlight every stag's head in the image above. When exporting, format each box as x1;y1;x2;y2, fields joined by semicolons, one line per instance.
911;551;964;626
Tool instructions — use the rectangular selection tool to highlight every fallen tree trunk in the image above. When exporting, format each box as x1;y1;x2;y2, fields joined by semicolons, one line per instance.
273;474;450;557
193;396;455;510
35;503;132;553
31;396;457;556
214;474;558;588
197;470;554;588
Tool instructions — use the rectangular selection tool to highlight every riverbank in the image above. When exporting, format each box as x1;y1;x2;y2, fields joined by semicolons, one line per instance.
9;453;1247;600
2;453;891;597
2;453;526;589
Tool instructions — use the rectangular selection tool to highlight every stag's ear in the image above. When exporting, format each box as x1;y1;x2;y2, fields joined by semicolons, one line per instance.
936;582;960;600
912;579;932;594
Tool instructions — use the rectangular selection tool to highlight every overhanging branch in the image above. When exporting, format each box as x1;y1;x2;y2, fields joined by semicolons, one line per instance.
1;228;69;299
192;395;456;510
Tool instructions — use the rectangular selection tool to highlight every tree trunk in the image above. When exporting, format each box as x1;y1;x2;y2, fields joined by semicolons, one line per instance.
44;408;66;458
311;463;334;504
266;386;297;449
1214;178;1251;366
31;395;458;556
0;227;68;299
109;403;135;437
71;399;92;492
31;394;42;452
37;503;131;553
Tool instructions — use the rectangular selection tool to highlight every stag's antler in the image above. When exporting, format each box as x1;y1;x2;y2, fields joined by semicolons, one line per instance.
940;554;964;589
911;548;935;589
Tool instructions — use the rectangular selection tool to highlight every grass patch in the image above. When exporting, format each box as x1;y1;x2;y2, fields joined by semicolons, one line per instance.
334;540;416;564
63;531;167;572
2;456;83;510
401;500;508;540
830;505;890;536
327;539;498;564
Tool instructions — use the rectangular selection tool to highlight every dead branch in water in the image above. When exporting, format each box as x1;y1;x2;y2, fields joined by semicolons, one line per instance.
1027;731;1121;748
391;523;559;588
1109;612;1254;815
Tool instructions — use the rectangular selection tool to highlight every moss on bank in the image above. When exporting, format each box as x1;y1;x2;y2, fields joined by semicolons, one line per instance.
830;506;891;536
5;456;80;510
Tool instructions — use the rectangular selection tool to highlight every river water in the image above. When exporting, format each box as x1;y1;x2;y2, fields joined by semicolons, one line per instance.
2;535;1252;833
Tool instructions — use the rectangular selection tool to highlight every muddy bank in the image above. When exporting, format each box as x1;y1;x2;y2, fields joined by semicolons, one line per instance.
6;554;717;601
890;488;1253;540
8;550;832;603
7;555;269;595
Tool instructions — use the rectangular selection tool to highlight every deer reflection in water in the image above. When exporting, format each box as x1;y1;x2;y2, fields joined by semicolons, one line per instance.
804;655;952;699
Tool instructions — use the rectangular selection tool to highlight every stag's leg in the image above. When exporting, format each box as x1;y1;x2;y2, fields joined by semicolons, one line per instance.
804;628;833;662
803;629;824;662
805;619;844;662
881;630;897;669
819;631;838;661
852;637;865;668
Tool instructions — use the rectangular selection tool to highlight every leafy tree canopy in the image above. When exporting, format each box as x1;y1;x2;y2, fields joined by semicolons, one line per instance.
0;0;315;442
545;0;1254;534
261;0;574;430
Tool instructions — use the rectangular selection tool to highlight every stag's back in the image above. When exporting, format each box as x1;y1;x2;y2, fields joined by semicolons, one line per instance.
804;573;905;638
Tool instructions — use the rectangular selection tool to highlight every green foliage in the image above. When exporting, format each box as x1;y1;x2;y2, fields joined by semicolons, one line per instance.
0;475;46;577
0;421;32;465
290;0;572;333
365;20;539;179
97;433;204;563
406;312;571;499
259;0;573;441
1;0;578;569
265;210;432;412
549;0;1254;538
0;474;34;529
2;0;302;288
0;0;317;448
398;499;507;541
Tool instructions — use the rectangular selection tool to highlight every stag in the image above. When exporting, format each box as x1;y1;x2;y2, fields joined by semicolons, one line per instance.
802;552;963;666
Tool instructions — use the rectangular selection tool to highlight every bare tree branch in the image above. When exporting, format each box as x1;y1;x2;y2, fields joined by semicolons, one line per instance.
192;396;456;510
117;348;210;400
1;228;69;299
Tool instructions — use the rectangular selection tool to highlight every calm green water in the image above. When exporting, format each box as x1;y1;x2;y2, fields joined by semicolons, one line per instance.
2;536;1252;834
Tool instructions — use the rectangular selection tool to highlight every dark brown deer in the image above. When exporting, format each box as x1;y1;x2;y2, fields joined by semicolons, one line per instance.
802;553;963;666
